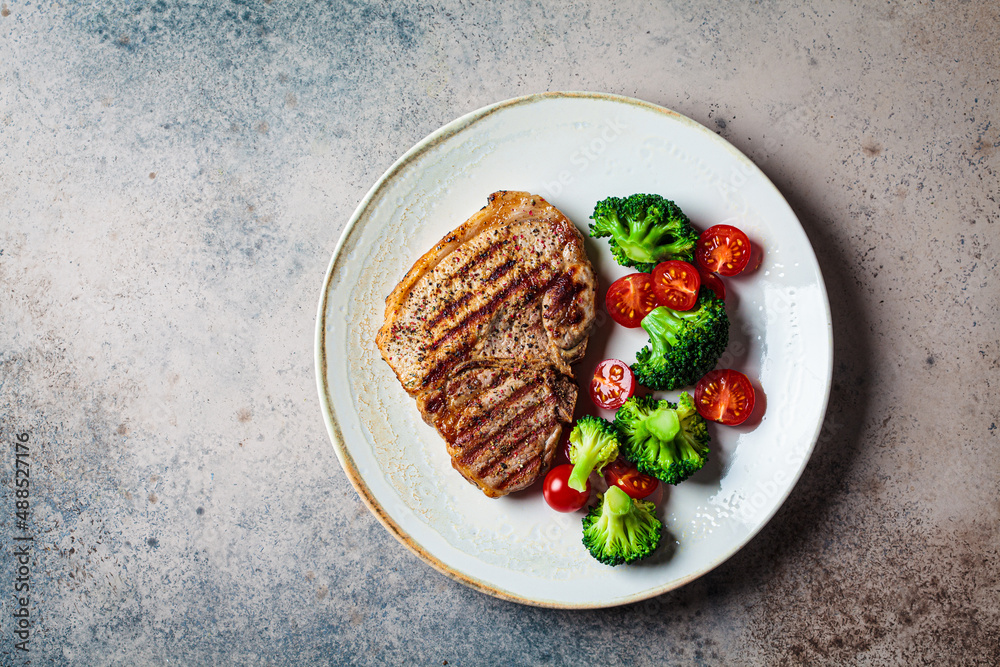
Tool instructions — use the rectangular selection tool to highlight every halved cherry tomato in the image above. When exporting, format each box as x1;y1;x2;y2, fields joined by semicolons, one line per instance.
651;260;701;311
694;369;756;425
605;273;658;328
696;265;726;301
695;224;752;277
589;359;636;410
543;464;591;512
604;457;659;499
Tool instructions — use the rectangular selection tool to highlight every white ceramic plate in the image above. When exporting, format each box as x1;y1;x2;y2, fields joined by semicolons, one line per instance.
316;92;832;608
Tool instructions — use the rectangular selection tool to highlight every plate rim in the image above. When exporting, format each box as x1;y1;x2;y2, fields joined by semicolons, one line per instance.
314;90;834;609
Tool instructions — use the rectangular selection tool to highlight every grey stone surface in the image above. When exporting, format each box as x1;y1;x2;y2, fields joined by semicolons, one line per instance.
1;1;997;664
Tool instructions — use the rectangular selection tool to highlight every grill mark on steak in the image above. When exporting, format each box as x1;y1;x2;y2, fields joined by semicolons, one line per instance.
484;258;518;283
496;458;542;491
425;292;474;329
450;384;550;459
425;363;528;431
424;268;543;354
452;238;510;280
423;309;489;353
477;398;557;475
543;274;589;318
424;245;517;330
450;380;542;439
455;403;548;473
494;441;551;491
423;394;444;416
489;441;552;492
457;414;554;491
420;339;475;388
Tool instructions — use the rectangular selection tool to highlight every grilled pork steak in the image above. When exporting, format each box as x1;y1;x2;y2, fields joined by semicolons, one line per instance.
376;191;597;497
425;359;578;497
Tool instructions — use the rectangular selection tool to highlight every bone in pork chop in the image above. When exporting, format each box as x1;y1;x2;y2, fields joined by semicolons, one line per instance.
376;191;597;497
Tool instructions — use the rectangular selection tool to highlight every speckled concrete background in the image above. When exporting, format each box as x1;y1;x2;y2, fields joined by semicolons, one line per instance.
1;1;997;665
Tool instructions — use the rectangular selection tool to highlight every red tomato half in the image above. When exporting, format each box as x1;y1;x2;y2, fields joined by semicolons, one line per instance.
694;369;756;426
543;464;591;512
604;457;659;499
605;273;658;327
589;359;636;410
651;260;701;311
695;224;752;277
696;265;726;301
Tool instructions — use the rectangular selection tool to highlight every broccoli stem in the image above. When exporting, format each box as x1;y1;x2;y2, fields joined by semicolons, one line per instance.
569;447;602;492
617;215;657;263
641;306;683;351
604;485;632;516
657;440;680;470
646;408;680;442
617;210;690;263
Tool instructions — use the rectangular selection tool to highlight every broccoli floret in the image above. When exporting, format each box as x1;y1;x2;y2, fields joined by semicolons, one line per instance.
614;393;710;485
567;415;620;492
581;485;662;566
631;290;729;390
589;194;699;272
